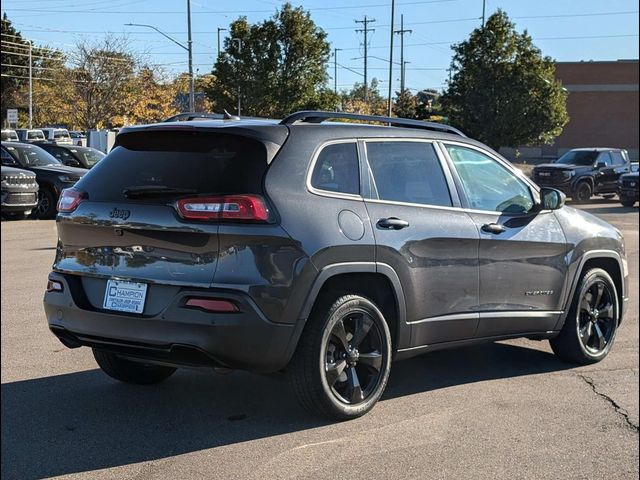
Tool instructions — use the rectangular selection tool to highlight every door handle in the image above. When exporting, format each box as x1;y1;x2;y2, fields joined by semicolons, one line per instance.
377;217;410;230
481;223;506;234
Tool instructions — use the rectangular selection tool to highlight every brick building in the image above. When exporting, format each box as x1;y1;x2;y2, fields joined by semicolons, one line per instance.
501;59;639;162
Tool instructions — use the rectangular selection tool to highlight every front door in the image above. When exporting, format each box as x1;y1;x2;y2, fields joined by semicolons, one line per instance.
362;140;480;346
442;143;568;337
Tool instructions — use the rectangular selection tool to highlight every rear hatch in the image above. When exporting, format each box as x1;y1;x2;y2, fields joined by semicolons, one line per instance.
54;126;288;292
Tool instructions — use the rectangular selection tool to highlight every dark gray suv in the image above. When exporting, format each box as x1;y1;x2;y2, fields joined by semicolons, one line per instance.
44;111;629;420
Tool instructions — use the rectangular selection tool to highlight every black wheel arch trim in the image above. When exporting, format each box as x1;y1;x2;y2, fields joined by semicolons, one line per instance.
285;262;409;363
555;250;626;331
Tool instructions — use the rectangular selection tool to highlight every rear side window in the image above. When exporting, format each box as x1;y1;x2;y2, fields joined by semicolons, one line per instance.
310;142;360;195
366;141;452;207
77;131;268;203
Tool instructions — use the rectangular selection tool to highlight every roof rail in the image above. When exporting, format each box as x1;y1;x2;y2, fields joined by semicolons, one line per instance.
280;110;465;137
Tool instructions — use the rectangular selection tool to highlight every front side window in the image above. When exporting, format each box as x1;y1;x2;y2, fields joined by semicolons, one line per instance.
366;141;452;207
310;142;360;195
597;152;612;167
446;145;534;214
610;151;626;166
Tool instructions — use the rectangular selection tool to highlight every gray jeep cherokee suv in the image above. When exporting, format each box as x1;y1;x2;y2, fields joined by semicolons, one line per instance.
44;111;629;420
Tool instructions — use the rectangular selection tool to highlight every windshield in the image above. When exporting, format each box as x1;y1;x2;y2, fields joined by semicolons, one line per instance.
556;150;598;166
75;148;105;167
2;131;18;141
54;130;70;139
28;131;45;140
7;145;61;167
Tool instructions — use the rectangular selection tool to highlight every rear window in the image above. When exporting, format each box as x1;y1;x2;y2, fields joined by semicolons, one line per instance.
54;130;70;139
76;131;268;202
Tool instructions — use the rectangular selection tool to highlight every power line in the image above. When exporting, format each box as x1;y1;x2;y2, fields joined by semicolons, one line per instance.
355;16;376;100
2;0;460;15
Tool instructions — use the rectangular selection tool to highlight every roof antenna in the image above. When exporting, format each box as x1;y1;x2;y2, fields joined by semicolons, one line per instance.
223;109;240;120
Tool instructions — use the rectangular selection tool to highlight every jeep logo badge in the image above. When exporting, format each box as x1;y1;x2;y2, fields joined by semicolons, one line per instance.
109;207;131;220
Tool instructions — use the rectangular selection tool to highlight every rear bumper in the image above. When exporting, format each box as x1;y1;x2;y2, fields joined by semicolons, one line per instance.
44;272;302;372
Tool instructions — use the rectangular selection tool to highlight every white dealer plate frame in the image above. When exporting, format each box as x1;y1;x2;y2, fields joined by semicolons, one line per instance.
103;279;148;314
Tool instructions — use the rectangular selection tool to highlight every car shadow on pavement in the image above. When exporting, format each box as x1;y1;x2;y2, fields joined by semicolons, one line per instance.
2;342;572;479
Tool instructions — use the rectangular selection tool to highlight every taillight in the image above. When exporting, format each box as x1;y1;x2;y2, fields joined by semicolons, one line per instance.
57;188;86;212
175;195;270;222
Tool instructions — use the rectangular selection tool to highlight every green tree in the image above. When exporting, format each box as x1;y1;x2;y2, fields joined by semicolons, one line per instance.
393;89;417;119
441;10;568;149
205;3;337;117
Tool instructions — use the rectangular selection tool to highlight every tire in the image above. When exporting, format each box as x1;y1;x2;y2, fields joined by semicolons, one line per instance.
573;181;593;204
289;294;392;420
93;349;176;384
620;197;636;207
33;188;57;219
550;268;619;364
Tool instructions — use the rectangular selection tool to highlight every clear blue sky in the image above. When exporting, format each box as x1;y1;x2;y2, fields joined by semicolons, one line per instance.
2;0;639;94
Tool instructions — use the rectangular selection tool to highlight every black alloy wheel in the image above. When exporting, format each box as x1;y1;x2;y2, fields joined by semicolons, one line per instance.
574;182;592;204
577;279;616;355
323;309;385;405
290;294;392;420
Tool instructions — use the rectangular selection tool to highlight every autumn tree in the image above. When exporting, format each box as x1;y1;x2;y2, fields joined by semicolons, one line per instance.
341;79;387;115
441;10;568;149
206;3;338;117
65;36;138;129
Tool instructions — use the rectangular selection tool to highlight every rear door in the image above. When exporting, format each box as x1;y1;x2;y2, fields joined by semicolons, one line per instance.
362;139;480;346
442;143;568;337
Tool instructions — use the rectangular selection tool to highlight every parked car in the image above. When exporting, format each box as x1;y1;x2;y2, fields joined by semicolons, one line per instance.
618;162;639;207
44;111;628;420
40;128;73;145
69;131;87;147
532;148;630;203
1;129;19;142
1;165;39;219
15;128;47;143
0;142;86;218
38;143;106;169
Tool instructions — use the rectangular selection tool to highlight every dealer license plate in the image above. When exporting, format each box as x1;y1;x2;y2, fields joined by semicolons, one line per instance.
103;280;147;314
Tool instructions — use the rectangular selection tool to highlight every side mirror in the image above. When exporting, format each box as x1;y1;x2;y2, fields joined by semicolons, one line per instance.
595;161;606;169
539;187;565;210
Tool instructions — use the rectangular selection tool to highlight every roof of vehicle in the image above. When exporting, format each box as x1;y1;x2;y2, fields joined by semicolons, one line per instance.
2;141;46;150
120;111;475;149
567;147;627;152
1;165;36;176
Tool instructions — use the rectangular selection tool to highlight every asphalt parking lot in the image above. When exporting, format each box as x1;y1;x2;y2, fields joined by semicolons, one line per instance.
1;200;638;480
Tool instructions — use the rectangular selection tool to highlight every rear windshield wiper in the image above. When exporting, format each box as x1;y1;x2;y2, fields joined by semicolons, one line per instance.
122;185;197;198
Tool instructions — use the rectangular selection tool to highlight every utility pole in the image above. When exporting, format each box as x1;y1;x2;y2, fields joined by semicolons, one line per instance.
232;38;243;116
333;48;342;94
186;0;195;112
482;0;486;27
217;27;227;57
355;16;376;101
28;41;32;129
394;14;412;93
387;0;395;117
402;61;410;92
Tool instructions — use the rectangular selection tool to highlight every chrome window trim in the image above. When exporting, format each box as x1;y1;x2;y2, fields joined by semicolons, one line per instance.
305;138;364;201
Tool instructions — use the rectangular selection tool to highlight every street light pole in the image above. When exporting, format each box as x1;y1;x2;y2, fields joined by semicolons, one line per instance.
217;27;227;57
232;38;243;116
125;8;196;112
186;0;195;112
28;41;32;129
334;48;342;94
387;0;395;117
